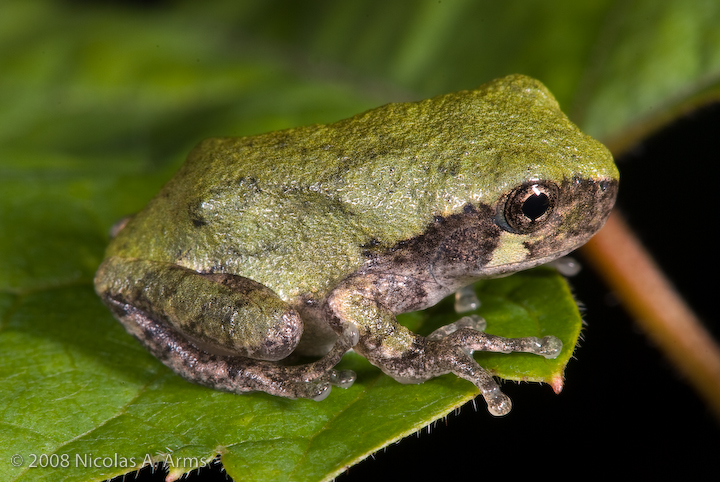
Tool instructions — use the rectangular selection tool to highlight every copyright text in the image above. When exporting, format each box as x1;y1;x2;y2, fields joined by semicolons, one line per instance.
9;453;208;470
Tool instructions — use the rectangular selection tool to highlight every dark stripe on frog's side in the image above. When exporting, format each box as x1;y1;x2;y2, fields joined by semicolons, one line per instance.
356;202;500;313
363;203;499;271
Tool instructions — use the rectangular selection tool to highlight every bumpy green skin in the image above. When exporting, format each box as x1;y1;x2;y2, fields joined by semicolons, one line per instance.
95;75;618;414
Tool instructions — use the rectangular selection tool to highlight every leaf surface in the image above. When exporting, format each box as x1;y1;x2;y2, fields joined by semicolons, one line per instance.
2;1;719;481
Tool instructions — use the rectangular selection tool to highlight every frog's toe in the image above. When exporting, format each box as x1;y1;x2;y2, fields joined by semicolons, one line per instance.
306;369;356;401
427;314;487;341
485;387;512;416
329;369;356;389
454;285;481;313
310;382;332;402
537;335;563;359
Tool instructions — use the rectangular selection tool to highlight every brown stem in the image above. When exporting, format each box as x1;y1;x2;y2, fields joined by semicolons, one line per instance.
581;211;720;420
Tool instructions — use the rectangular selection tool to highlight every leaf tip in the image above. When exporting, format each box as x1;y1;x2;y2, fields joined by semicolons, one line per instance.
550;375;564;394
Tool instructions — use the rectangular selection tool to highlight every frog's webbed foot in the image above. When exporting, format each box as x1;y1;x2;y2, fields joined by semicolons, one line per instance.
426;327;562;415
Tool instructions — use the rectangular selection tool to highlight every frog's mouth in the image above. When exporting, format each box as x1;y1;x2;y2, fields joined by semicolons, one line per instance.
473;243;581;280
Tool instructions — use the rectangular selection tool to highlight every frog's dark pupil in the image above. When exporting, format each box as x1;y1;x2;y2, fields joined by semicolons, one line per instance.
522;192;549;221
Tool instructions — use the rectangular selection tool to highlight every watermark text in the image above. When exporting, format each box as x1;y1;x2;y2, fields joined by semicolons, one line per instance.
10;452;209;470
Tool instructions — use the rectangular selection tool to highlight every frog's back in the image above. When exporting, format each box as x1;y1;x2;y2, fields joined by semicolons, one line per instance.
106;74;615;300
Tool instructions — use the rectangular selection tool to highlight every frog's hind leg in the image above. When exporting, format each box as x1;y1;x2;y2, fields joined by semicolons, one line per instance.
95;257;356;400
106;299;355;400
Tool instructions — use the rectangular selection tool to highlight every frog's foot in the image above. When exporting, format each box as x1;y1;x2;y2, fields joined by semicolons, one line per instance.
454;285;481;313
194;329;359;400
427;329;563;415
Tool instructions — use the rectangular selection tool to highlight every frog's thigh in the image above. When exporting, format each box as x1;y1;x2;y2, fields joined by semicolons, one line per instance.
95;257;301;361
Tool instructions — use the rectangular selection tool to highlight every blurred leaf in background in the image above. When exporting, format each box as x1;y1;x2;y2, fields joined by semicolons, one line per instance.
1;1;719;481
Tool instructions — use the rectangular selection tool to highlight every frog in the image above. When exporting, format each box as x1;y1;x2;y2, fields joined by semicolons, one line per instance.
94;74;618;416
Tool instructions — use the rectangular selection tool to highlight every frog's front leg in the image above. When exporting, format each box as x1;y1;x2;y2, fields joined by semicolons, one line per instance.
328;278;562;416
94;257;357;401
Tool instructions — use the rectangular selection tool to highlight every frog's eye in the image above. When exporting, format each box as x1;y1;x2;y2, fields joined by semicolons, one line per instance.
499;181;559;234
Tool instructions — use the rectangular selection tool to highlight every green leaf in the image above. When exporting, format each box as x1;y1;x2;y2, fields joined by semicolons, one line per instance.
1;275;575;482
2;1;719;481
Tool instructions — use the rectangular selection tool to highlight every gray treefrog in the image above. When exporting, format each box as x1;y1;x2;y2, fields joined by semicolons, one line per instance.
94;75;618;416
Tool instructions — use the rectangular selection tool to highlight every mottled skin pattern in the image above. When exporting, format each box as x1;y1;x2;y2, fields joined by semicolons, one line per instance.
94;75;619;415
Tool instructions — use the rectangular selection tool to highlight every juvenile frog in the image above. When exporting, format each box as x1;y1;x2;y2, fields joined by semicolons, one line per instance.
95;75;618;416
